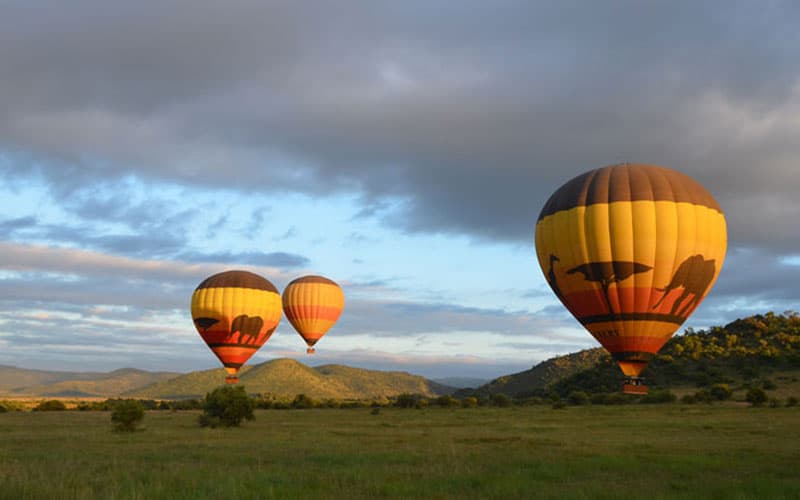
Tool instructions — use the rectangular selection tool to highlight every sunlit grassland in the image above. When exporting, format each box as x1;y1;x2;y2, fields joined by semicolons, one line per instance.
1;406;798;499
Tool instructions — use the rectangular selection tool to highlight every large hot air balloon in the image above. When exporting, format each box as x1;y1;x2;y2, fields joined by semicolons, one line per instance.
535;163;727;394
191;270;282;383
282;275;344;354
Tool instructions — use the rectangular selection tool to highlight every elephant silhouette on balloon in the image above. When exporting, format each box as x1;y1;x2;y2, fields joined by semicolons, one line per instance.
653;254;716;317
193;314;264;344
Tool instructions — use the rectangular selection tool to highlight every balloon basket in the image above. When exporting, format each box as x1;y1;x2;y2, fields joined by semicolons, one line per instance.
306;347;316;354
622;377;647;395
225;376;240;384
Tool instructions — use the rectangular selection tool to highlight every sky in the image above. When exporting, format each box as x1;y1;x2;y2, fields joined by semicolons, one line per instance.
1;1;799;380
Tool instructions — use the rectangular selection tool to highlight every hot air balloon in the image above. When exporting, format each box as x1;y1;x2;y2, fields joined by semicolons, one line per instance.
191;270;282;383
535;163;727;394
282;275;344;354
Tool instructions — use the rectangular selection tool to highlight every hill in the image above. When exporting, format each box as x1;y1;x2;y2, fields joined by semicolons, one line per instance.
0;366;179;397
461;312;800;398
455;348;610;398
125;359;456;400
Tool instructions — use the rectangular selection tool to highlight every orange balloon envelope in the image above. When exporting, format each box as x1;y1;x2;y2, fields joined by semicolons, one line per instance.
535;163;727;394
191;270;282;383
282;275;344;354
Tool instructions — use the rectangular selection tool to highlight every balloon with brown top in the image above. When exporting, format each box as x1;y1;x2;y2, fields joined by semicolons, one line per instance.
191;270;282;383
535;163;727;394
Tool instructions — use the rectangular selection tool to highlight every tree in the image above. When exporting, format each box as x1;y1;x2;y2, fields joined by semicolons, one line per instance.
746;387;768;407
199;385;255;428
111;399;145;432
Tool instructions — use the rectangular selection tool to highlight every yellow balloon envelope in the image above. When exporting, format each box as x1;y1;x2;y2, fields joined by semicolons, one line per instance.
535;163;727;394
282;275;345;354
191;270;282;383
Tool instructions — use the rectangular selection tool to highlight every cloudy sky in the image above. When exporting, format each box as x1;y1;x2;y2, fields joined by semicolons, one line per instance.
1;1;799;380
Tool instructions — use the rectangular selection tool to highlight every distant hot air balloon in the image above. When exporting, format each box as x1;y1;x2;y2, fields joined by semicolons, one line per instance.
282;275;344;354
535;163;727;394
191;270;282;383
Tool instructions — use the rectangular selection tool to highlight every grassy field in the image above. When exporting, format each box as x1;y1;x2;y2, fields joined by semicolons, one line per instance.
1;406;799;499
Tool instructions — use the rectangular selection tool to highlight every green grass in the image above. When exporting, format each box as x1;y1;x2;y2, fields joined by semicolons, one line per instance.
1;406;799;499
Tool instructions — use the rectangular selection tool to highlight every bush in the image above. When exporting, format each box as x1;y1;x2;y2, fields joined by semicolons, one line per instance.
640;390;677;404
33;400;67;411
395;393;418;409
785;396;798;407
111;399;145;432
291;394;316;409
199;385;255;428
490;393;512;408
567;391;590;406
709;384;732;401
171;399;203;410
769;398;782;408
762;379;777;390
435;395;459;408
461;397;479;408
551;400;567;409
692;389;713;404
746;387;768;407
681;394;696;404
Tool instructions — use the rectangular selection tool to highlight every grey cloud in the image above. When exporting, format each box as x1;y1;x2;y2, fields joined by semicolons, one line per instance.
337;298;576;338
179;250;310;268
1;1;798;253
0;216;37;237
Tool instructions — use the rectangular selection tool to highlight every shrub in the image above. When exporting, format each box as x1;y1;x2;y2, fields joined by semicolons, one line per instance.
0;404;6;413
746;387;768;407
762;379;777;390
171;399;203;411
681;394;696;404
435;395;459;408
111;399;145;432
291;394;316;409
552;400;567;409
460;397;478;408
769;398;782;408
370;407;381;415
605;393;628;405
567;391;590;406
490;393;512;408
33;400;67;411
199;385;255;428
785;396;798;407
641;390;677;404
693;389;713;404
709;384;732;401
395;393;418;409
